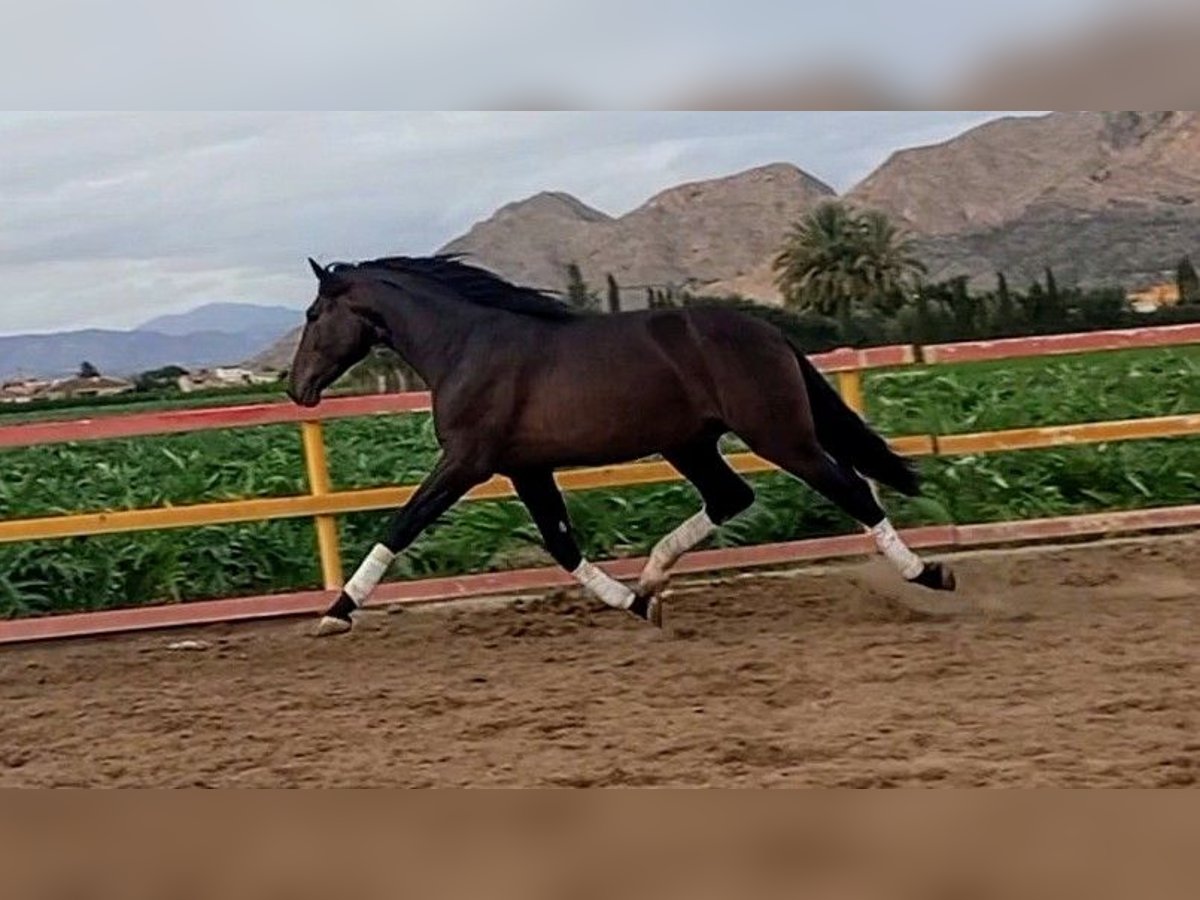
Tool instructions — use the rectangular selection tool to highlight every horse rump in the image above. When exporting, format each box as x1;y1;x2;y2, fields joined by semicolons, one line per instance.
793;348;921;497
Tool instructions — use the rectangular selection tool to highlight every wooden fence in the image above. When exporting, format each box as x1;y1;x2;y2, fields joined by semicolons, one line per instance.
1;323;1198;643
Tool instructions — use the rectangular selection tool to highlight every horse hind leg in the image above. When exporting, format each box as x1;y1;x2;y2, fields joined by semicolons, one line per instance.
742;433;954;591
636;440;756;597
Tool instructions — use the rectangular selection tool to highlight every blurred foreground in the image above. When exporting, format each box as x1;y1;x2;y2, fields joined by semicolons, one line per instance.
4;1;1199;108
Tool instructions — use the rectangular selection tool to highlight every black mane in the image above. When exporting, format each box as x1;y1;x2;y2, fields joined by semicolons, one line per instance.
334;254;581;321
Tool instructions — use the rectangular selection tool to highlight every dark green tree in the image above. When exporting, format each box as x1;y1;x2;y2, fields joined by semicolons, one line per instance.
1043;267;1067;326
912;283;935;343
945;276;976;337
682;295;841;353
79;361;100;379
773;201;925;334
1021;280;1047;328
564;263;597;310
135;364;188;392
605;273;621;314
1076;286;1128;329
648;287;678;309
856;209;927;314
1177;255;1200;304
994;271;1017;332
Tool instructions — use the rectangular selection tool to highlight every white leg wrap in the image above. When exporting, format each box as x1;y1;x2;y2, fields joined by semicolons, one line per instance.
641;509;716;586
343;543;396;605
870;519;924;580
571;559;635;610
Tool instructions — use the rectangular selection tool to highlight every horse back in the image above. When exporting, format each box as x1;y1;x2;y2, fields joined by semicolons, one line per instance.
488;308;796;469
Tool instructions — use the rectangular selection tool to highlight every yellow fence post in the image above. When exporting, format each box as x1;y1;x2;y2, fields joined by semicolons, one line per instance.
836;370;866;415
300;420;344;590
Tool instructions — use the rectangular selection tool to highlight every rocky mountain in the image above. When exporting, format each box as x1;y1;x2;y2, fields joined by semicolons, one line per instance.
438;191;613;291
845;111;1200;288
2;303;300;379
247;111;1200;367
0;329;280;380
138;302;297;338
438;114;1199;305
251;163;835;364
439;163;835;300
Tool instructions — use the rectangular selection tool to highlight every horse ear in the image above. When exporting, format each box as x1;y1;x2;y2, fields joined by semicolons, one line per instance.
308;258;349;296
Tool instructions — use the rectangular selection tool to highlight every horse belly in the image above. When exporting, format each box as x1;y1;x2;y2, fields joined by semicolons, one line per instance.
506;364;706;468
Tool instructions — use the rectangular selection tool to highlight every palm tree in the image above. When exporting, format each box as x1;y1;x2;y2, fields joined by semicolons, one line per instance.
854;209;926;314
773;202;926;328
773;202;860;325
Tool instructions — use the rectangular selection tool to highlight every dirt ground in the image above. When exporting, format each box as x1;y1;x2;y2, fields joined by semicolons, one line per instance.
1;534;1197;787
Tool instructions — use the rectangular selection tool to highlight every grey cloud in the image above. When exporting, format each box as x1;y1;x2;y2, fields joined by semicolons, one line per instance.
0;0;1153;108
1;111;1017;335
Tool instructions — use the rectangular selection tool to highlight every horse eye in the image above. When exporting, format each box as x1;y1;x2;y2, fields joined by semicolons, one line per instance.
305;307;320;323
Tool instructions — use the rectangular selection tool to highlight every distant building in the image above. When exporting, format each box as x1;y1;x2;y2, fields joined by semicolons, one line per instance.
34;375;135;401
0;378;51;404
1127;281;1180;313
177;367;280;393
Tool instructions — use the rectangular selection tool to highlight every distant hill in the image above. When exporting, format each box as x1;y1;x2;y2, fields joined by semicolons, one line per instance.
439;163;835;302
439;191;614;291
137;302;297;337
245;111;1200;363
1;303;301;380
845;110;1200;288
247;327;302;372
435;112;1199;304
0;329;286;380
253;164;835;366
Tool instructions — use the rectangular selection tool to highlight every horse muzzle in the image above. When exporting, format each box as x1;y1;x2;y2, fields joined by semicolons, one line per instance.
286;384;321;408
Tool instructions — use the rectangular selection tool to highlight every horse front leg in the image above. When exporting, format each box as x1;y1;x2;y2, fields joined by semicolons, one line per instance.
316;452;488;636
512;469;661;626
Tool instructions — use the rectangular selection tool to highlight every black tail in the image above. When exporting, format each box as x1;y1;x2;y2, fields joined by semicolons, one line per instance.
792;347;921;497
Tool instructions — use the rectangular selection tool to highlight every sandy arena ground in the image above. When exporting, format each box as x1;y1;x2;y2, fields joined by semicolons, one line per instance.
1;534;1197;787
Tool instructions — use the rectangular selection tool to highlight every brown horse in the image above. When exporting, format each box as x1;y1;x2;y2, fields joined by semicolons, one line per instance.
287;255;955;635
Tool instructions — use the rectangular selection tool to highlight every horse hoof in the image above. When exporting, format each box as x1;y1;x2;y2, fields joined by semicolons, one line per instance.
646;594;663;628
637;575;667;597
911;562;957;592
940;565;957;591
314;615;353;637
628;592;664;628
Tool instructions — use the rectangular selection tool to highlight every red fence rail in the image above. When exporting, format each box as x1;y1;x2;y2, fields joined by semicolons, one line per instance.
1;326;1198;644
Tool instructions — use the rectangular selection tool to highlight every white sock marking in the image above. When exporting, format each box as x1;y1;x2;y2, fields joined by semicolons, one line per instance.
870;519;924;580
571;559;635;610
343;543;396;605
641;509;716;586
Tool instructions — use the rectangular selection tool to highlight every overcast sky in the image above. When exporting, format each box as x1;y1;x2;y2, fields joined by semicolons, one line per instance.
0;111;1032;336
3;0;1151;108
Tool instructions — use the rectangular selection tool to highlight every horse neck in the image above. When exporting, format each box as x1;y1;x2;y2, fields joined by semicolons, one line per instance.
366;280;496;388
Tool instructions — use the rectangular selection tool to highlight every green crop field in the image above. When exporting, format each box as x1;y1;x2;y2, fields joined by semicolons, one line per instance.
1;346;1197;618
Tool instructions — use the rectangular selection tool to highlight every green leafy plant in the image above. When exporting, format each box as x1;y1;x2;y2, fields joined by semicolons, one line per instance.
0;346;1196;617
